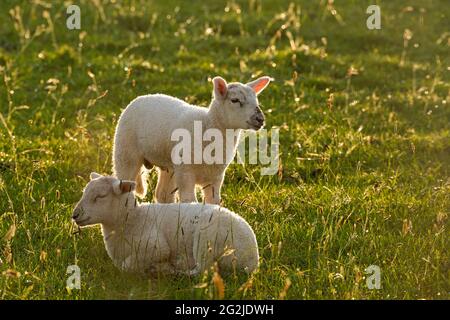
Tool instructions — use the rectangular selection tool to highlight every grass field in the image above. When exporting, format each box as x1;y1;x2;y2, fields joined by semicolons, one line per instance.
0;0;449;299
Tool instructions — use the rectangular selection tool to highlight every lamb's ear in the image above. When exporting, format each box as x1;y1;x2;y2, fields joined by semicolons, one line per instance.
90;172;102;180
246;76;272;95
112;179;136;195
213;76;228;100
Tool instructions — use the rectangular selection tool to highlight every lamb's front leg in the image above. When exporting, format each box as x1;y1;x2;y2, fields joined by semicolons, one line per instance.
203;174;224;205
174;168;197;203
155;168;176;203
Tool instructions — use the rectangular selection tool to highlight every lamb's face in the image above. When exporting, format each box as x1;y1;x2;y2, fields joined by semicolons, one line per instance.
72;173;136;227
212;76;272;130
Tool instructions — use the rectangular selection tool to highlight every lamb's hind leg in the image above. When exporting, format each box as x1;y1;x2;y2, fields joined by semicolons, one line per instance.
192;233;215;274
155;168;176;203
114;157;147;197
202;173;224;205
113;148;146;197
174;167;197;203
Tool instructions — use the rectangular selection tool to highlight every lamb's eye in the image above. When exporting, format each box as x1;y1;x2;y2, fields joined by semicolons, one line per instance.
231;98;242;106
94;194;107;202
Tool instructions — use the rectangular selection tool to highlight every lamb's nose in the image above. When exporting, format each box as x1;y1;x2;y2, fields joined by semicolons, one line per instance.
256;112;265;123
256;109;264;119
72;208;81;220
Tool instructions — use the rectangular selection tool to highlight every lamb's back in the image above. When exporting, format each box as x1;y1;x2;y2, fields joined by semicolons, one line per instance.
118;94;208;165
125;94;207;129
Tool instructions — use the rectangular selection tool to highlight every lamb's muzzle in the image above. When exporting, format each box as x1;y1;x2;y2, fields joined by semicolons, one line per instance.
72;207;82;220
247;107;265;130
72;206;91;226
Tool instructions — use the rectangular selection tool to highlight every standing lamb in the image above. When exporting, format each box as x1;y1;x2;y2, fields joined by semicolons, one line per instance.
72;173;259;275
113;76;272;204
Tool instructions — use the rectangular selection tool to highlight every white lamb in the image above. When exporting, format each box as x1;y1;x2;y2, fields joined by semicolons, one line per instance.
113;76;272;204
72;172;259;275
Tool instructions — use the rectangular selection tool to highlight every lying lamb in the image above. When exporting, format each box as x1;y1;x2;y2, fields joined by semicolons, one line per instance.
72;172;259;275
113;76;272;204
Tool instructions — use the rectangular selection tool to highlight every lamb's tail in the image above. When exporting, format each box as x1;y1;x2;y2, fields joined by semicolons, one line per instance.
112;131;150;198
135;159;154;197
113;163;148;198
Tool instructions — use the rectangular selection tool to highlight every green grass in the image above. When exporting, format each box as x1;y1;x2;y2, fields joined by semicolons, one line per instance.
0;0;449;299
